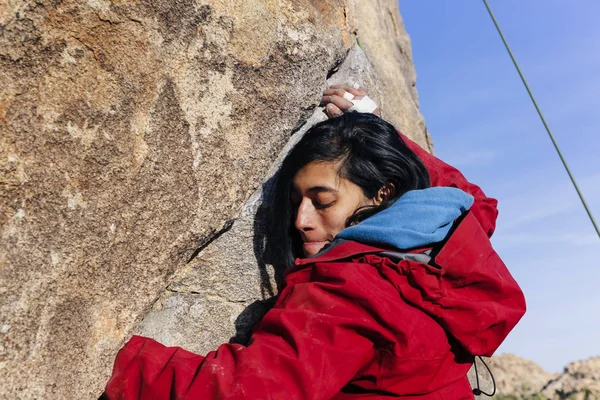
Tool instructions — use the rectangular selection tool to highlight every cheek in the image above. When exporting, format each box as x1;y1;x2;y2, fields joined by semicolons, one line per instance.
323;194;372;234
322;208;352;234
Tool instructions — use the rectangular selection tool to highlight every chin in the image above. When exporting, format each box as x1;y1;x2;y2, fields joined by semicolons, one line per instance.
303;249;316;257
302;241;329;257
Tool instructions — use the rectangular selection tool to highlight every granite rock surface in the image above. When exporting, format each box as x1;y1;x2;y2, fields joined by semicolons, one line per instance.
0;0;429;398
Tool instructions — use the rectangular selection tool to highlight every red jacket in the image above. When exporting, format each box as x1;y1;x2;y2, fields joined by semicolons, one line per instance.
102;134;525;399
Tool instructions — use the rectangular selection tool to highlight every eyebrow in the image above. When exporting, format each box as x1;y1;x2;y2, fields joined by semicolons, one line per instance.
306;186;339;194
292;185;339;193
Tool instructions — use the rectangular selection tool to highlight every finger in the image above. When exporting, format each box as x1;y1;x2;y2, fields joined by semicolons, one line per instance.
320;94;354;110
325;103;343;118
323;88;355;100
326;85;360;96
328;84;363;97
334;84;367;96
346;81;368;95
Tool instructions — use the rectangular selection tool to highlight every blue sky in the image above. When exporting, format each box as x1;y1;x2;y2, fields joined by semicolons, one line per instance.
399;1;600;373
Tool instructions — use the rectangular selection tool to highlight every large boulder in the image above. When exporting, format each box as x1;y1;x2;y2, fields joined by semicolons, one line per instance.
0;0;430;398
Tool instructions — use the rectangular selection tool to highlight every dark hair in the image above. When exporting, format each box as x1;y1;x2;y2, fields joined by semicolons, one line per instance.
270;112;430;267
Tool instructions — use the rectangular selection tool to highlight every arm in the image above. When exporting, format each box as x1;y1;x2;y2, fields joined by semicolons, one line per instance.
319;84;499;238
398;136;522;354
102;262;401;399
399;133;499;238
394;211;526;357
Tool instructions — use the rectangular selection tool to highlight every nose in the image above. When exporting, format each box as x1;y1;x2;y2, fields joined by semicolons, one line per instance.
294;199;315;232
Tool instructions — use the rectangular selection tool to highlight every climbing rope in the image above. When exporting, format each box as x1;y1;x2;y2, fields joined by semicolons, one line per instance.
482;0;600;240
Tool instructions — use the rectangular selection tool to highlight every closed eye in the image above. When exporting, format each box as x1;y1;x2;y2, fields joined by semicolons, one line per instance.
290;199;332;211
313;200;334;210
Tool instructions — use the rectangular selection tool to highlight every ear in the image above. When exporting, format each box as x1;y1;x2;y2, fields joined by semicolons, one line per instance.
376;183;396;205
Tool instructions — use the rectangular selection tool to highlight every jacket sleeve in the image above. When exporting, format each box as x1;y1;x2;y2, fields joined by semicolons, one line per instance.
399;132;499;238
102;262;402;399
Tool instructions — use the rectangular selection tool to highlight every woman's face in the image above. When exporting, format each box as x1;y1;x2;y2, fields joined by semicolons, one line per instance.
291;161;377;257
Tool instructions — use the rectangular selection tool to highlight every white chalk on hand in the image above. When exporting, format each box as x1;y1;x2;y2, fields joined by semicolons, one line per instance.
348;96;378;113
343;92;355;101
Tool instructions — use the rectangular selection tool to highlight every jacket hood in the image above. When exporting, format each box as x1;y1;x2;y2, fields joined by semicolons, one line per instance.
335;187;474;250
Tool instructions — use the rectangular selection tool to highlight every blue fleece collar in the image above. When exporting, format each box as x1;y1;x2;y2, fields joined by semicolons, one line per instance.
335;187;474;250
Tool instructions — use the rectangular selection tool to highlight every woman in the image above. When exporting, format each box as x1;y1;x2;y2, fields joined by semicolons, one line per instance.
101;85;525;399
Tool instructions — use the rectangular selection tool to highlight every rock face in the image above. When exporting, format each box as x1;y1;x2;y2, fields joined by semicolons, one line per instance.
470;354;600;400
0;0;429;398
134;44;378;354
